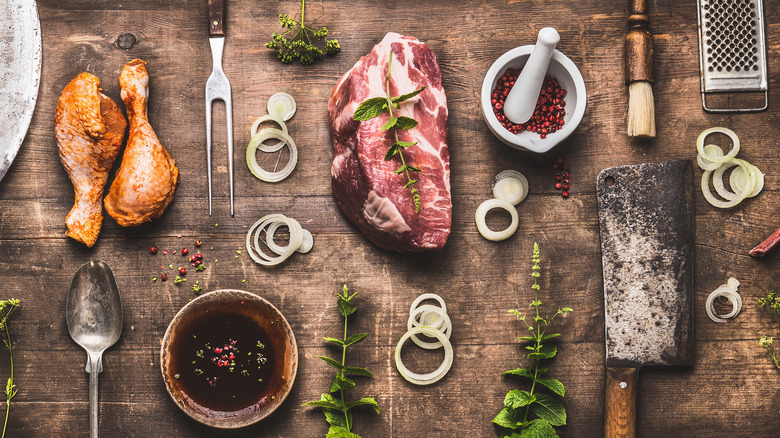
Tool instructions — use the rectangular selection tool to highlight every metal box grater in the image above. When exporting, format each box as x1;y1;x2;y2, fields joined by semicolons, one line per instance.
697;0;768;112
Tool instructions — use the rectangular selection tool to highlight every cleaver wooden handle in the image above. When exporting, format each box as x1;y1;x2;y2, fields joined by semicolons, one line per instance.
208;0;226;37
605;366;638;438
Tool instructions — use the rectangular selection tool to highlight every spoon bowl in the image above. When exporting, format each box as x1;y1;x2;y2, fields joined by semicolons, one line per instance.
66;260;123;438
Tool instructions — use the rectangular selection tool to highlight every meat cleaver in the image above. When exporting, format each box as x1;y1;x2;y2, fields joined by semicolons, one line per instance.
596;160;694;438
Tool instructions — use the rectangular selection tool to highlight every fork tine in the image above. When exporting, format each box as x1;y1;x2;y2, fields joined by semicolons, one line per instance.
225;93;234;216
205;97;213;216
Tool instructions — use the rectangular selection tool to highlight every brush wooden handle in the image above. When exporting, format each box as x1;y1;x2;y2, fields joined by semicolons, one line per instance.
625;0;653;83
605;366;638;438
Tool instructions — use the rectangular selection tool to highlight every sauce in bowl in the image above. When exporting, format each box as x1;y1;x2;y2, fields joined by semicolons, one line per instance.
161;290;297;428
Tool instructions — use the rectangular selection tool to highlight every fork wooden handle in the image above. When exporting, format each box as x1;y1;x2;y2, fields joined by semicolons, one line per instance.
208;0;225;37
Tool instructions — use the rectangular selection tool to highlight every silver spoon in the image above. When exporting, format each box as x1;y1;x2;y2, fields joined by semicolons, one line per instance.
66;261;123;438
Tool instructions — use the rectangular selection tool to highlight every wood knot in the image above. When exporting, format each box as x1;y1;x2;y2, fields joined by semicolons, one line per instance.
115;33;137;50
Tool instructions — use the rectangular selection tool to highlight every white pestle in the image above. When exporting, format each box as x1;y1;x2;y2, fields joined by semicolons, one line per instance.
503;27;560;125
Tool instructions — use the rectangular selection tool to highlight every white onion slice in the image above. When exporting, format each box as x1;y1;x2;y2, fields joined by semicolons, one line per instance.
711;159;755;202
250;114;288;152
730;162;764;198
395;326;453;385
409;293;447;315
696;127;740;164
475;199;519;241
267;92;296;121
697;144;724;171
492;170;529;205
705;277;742;323
246;214;306;267
297;229;314;253
407;305;451;349
246;128;298;183
701;165;753;209
263;217;305;255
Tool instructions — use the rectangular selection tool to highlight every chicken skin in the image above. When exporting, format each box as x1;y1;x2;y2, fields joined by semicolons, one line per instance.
105;59;179;226
55;73;127;247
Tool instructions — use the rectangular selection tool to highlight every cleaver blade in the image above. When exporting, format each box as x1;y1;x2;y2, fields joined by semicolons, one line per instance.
596;160;694;438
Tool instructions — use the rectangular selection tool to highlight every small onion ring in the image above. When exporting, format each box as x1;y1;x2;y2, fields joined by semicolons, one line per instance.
246;214;303;267
250;114;288;152
701;160;754;209
267;92;296;121
395;326;454;385
705;278;742;323
712;159;755;202
263;217;305;255
475;199;519;241
246;128;298;183
491;170;529;205
407;305;452;349
730;162;764;198
696;127;740;164
409;293;447;315
297;229;314;254
697;144;725;171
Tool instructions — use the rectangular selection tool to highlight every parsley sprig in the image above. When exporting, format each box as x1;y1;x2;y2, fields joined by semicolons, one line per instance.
0;299;19;438
353;53;426;213
265;0;340;65
494;244;572;438
303;286;379;438
758;290;780;370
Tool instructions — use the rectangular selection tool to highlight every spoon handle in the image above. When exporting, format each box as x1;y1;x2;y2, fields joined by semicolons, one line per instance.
89;357;100;438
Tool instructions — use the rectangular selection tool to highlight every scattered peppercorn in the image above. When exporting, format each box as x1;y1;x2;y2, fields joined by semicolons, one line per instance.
182;248;189;256
161;273;168;281
150;246;158;254
195;240;202;247
179;267;187;275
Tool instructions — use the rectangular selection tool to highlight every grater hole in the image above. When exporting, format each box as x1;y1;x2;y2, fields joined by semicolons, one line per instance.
703;0;760;72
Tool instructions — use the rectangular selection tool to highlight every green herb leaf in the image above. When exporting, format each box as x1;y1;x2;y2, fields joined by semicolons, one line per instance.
528;344;557;360
493;407;524;430
323;408;347;429
317;355;344;371
392;86;426;104
396;141;417;148
540;333;562;341
530;394;567;426
381;117;398;131
395;116;418;130
343;366;374;378
534;378;565;397
324;337;345;346
338;298;357;317
330;374;356;392
384;144;399;161
303;393;343;410
504;389;536;409
519;419;558;438
326;426;361;438
502;367;534;379
344;333;368;347
406;165;422;173
353;97;387;121
345;397;381;413
394;165;407;174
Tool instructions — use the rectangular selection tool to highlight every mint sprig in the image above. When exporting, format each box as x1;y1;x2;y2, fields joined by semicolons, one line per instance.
265;0;340;65
353;53;426;213
494;244;572;438
303;286;379;438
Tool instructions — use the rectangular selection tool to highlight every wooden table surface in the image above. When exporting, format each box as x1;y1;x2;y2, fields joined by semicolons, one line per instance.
4;0;780;436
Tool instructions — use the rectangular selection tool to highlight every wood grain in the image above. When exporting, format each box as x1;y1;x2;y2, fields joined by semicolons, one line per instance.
3;0;780;436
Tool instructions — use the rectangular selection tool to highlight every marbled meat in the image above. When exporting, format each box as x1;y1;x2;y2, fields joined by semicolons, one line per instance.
328;32;451;252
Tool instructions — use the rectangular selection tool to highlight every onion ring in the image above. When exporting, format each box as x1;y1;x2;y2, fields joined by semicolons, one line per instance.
492;170;529;206
475;199;519;241
246;214;307;267
409;293;447;315
730;162;764;198
394;326;453;385
697;144;725;171
705;277;742;323
407;305;452;350
267;92;296;121
250;114;288;152
696;127;740;164
246;128;298;183
711;158;756;202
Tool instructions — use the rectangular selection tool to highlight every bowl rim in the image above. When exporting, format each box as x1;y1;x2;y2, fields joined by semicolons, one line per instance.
159;289;298;429
481;45;587;153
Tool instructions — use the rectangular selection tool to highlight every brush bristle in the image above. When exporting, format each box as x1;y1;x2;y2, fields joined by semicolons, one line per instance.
627;81;656;138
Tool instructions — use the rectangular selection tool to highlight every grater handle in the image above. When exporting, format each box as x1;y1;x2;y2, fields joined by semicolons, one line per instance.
625;0;653;84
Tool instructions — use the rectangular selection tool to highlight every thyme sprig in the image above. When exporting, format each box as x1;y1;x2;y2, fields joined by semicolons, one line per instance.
265;0;340;65
494;244;572;438
0;299;19;438
353;53;426;213
303;286;379;438
758;290;780;370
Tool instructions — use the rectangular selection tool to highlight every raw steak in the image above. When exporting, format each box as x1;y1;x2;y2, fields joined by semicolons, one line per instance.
329;32;451;252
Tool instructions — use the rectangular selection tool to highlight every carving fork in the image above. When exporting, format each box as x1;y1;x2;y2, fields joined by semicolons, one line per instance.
206;0;233;216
